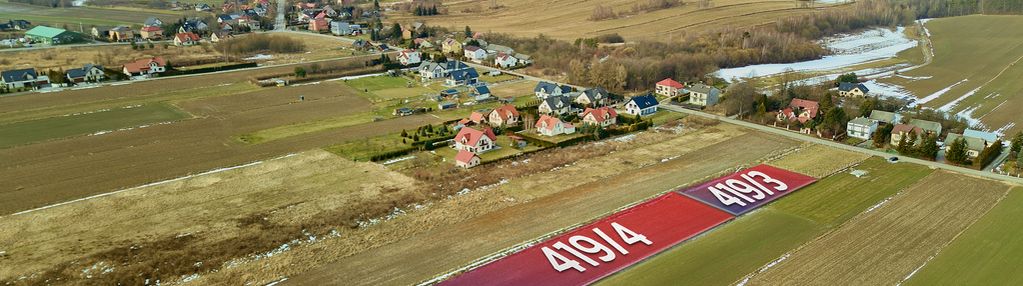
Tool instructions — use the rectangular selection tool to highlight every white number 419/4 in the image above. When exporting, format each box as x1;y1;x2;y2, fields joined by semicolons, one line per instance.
541;222;652;273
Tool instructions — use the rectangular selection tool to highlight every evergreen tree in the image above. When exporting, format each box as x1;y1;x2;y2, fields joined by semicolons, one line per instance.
975;139;1003;169
947;137;968;165
873;124;893;148
918;133;939;160
373;0;380;10
1016;150;1023;172
859;97;876;117
1011;131;1023;155
400;129;408;137
391;22;403;40
896;131;910;154
464;25;472;38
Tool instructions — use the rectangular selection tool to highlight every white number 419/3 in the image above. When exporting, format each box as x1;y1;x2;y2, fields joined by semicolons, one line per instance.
541;222;652;273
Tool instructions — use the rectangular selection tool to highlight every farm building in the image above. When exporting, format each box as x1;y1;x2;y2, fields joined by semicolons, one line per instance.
625;94;660;116
24;26;83;45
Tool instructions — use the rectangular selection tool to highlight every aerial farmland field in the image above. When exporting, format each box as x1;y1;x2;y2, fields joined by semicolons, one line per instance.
0;1;191;28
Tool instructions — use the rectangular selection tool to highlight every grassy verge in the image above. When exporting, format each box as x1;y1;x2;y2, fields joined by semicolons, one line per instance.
904;186;1023;285
0;103;189;148
597;157;933;285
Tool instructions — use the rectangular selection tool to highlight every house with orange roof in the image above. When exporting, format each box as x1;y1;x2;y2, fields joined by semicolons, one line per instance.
454;150;481;168
453;127;496;153
536;115;575;137
776;98;819;124
173;32;200;46
139;25;163;40
580;107;618;128
121;57;167;78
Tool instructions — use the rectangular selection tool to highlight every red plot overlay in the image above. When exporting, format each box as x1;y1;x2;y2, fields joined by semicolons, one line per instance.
440;193;733;286
679;164;817;215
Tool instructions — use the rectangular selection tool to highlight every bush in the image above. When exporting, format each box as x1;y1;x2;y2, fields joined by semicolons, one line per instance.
216;34;306;55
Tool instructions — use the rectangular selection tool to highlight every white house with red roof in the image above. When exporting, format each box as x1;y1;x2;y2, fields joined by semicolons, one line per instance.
463;46;487;63
776;98;819;124
121;57;167;78
453;127;496;153
397;49;422;66
580;107;618;128
655;78;685;97
173;32;200;46
454;150;481;168
536;115;575;136
488;104;520;126
494;53;517;68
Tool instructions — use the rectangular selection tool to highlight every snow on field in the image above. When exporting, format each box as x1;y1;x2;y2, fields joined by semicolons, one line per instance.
938;87;982;112
916;79;968;105
716;27;917;81
243;54;273;60
860;80;916;101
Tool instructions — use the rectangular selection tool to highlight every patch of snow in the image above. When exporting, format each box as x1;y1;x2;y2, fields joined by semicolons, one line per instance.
865;197;892;213
613;134;636;142
716;27;917;81
938;87;982;112
955;105;985;128
916;79;968;105
860;80;916;102
181;274;199;283
243;54;273;60
994;123;1017;136
265;278;289;286
382;156;416;165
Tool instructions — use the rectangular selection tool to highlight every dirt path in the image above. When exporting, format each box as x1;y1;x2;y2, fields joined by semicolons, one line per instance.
282;131;797;286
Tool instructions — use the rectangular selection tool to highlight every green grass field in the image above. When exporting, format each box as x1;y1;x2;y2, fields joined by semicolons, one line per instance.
0;103;188;148
598;157;934;285
904;187;1023;285
0;2;188;28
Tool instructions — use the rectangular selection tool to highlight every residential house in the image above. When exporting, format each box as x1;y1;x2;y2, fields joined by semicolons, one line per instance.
173;32;200;46
414;38;434;49
890;124;925;146
846;117;879;140
309;18;329;32
536;115;575;136
455;150;481;168
442;38;462;54
397;49;422;66
65;64;104;83
869;110;902;125
195;3;212;11
655;78;684;97
122;57;167;78
516;54;533;66
445;68;479;86
488;104;520;126
776;98;819;124
534;81;571;99
210;31;232;43
179;19;209;33
580;107;618;128
453;127;497;153
838;82;870;97
418;60;470;81
485;44;514;57
494;53;517;68
139;26;164;40
218;14;242;25
330;21;353;35
0;20;31;31
144;17;163;27
945;129;1000;158
472;84;491;101
574;87;610;107
108;26;134;42
463;46;487;63
909;119;942;137
538;95;573;115
1;68;49;89
25;26;82;45
687;83;721;107
625;94;660;116
91;26;110;39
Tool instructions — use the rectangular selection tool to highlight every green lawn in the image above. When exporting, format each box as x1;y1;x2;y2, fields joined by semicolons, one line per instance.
0;103;188;149
346;76;414;92
0;2;187;28
323;129;452;161
519;130;586;144
478;73;519;83
433;135;543;164
598;157;934;285
904;186;1023;285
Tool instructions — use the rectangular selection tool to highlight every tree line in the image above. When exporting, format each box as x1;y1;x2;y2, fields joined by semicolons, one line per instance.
215;34;306;56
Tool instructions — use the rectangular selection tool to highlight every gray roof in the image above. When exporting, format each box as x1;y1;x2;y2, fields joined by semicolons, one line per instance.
848;117;877;126
964;129;998;142
542;96;571;109
869;110;900;123
486;44;514;54
66;64;101;78
945;133;987;152
688;83;719;95
144;17;162;27
838;82;869;92
629;94;659;109
909;119;942;134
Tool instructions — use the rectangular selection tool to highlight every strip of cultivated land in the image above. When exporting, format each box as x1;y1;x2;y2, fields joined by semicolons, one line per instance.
597;155;931;286
278;125;799;286
742;171;1011;285
390;0;852;42
903;186;1023;285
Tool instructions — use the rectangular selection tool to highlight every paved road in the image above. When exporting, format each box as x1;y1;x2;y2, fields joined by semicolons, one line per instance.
275;0;287;31
659;104;1023;185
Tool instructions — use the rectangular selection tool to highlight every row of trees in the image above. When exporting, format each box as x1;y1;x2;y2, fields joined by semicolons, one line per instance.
896;131;940;160
215;34;306;55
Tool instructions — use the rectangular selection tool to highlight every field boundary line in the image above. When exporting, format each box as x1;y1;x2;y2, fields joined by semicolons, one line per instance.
0;153;299;219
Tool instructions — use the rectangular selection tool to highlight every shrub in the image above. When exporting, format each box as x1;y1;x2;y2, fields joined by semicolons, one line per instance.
216;34;306;55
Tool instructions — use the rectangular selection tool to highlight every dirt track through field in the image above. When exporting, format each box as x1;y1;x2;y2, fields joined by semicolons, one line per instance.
283;130;798;286
742;171;1011;285
0;83;441;215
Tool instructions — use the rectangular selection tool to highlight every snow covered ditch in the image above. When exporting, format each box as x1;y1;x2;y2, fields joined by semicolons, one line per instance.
716;27;917;81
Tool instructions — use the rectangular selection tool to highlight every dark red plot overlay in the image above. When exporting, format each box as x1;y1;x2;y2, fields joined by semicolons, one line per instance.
440;193;733;286
680;164;817;215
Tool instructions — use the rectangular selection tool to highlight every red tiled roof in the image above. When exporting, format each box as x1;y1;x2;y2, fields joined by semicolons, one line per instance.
465;46;480;52
892;124;923;135
490;104;519;121
455;149;478;163
122;57;166;73
454;127;496;146
140;26;162;32
656;78;684;89
581;107;618;124
174;32;199;42
536;115;566;132
469;111;486;124
789;98;819;119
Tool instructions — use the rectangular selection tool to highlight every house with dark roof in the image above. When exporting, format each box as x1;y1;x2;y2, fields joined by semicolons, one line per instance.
945;129;1000;158
472;84;491;101
418;60;470;81
144;17;163;27
687;83;720;107
534;81;571;99
453;127;496;153
2;68;49;89
0;20;30;31
574;87;610;107
838;82;870;97
446;68;479;86
179;19;209;33
539;95;574;115
65;64;104;83
625;94;660;116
